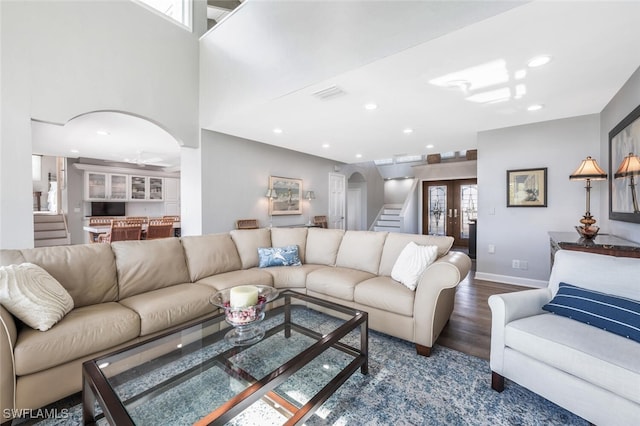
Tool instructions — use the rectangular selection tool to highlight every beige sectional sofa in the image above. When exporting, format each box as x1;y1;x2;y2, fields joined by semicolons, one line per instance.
0;228;471;419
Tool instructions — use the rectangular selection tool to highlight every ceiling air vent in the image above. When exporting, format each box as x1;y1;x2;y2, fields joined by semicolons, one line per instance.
312;85;347;100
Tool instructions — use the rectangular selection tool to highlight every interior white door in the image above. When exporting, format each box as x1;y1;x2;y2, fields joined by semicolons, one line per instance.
328;173;346;229
347;188;362;230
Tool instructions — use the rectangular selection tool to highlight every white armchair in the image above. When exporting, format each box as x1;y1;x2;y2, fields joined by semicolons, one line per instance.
488;250;640;425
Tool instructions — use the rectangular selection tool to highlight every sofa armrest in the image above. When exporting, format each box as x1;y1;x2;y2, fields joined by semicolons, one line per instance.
0;305;17;420
413;251;472;347
488;288;552;373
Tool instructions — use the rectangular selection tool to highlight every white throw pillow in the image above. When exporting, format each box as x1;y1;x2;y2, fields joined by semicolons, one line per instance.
391;242;438;290
0;263;74;331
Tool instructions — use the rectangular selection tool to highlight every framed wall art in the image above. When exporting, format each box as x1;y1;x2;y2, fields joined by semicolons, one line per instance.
609;103;640;223
269;176;302;215
506;168;547;207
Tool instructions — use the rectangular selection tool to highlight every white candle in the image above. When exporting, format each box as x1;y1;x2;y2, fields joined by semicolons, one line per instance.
229;285;259;308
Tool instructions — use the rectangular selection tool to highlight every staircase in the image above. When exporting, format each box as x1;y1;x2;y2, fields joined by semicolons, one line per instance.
34;213;71;247
372;206;402;232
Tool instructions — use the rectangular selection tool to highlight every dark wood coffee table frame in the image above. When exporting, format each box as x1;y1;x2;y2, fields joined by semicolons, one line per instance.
82;290;368;425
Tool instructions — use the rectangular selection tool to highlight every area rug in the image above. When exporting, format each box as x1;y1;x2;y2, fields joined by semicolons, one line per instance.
22;310;587;426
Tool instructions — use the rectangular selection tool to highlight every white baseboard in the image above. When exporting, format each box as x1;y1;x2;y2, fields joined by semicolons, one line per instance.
474;272;547;288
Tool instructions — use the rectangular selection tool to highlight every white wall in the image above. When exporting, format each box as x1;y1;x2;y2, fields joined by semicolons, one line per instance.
200;131;342;234
0;0;202;249
384;178;415;204
476;114;600;287
599;66;640;243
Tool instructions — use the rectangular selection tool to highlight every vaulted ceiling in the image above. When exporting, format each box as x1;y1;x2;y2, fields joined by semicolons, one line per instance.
200;0;640;164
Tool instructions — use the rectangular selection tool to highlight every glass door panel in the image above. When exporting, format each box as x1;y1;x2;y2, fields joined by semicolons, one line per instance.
427;185;447;236
423;179;477;247
87;172;107;200
131;176;147;200
109;174;128;199
460;184;478;239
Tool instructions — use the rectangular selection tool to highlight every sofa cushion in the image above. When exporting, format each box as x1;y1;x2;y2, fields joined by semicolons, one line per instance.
258;245;302;268
119;283;216;336
306;267;375;301
543;282;640;343
180;234;242;281
112;238;190;299
0;249;26;267
14;302;140;376
0;263;74;331
270;228;308;263
335;231;388;274
20;243;118;307
354;276;414;317
378;233;454;276
305;228;344;266
230;228;271;269
195;269;273;292
506;313;640;405
391;242;438;291
263;264;323;289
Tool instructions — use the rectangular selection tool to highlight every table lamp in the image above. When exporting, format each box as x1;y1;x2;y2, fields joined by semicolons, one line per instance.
265;188;275;228
569;156;607;238
614;152;640;214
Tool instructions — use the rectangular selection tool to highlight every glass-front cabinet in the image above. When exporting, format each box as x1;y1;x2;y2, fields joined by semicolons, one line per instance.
85;172;129;200
130;176;147;200
130;176;163;201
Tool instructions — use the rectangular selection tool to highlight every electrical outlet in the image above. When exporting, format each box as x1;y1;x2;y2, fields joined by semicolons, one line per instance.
512;259;520;269
520;260;528;270
488;244;495;254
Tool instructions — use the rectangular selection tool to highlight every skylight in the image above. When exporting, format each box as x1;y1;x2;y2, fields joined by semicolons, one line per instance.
136;0;192;30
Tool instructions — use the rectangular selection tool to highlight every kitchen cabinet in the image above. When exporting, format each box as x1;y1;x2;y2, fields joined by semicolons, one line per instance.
163;178;180;215
84;172;129;200
130;176;164;201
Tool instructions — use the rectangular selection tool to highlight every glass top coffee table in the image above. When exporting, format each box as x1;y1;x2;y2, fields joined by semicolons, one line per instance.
82;290;368;425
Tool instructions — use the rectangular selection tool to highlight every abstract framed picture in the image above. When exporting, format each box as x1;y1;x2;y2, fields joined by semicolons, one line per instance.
506;168;547;207
269;176;302;215
609;103;640;223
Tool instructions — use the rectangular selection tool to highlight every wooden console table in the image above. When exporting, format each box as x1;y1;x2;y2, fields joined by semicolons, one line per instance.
549;232;640;267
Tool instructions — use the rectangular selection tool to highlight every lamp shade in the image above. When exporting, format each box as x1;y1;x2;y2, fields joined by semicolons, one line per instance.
304;191;315;200
614;153;640;178
265;188;275;198
569;156;607;180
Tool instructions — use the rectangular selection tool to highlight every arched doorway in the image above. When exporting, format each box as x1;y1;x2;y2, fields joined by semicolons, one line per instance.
347;172;367;230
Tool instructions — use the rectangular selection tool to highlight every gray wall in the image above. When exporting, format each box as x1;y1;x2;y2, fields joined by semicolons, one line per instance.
200;131;343;233
476;114;601;287
599;66;640;243
342;163;385;229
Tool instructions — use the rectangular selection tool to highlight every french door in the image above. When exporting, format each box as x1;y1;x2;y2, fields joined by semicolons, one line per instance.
422;179;477;247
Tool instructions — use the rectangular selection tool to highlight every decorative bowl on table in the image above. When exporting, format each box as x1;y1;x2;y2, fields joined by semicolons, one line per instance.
210;285;278;346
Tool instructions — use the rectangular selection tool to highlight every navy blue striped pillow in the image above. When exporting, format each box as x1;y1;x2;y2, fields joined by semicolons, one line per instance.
542;282;640;343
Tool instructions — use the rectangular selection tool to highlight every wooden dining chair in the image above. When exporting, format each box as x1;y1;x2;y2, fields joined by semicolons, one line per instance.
145;219;174;240
235;219;259;229
313;215;328;229
88;217;116;243
126;216;148;223
98;219;143;243
162;215;180;222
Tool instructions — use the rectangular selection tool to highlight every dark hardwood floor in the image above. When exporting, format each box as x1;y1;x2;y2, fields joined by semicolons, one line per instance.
437;258;530;360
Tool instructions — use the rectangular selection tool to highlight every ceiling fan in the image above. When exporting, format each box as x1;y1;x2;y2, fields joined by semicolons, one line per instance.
121;151;173;168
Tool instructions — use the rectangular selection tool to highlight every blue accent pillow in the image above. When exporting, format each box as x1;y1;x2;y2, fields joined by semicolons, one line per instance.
542;282;640;343
258;245;302;268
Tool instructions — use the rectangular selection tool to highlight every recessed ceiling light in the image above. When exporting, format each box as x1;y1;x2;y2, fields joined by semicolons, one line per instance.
355;154;363;159
322;143;330;149
96;130;110;136
527;104;544;111
364;103;378;110
273;128;283;134
527;55;552;68
403;128;413;134
426;144;435;149
70;149;80;154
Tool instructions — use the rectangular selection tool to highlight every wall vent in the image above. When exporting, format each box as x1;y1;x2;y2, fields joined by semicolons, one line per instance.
312;85;347;100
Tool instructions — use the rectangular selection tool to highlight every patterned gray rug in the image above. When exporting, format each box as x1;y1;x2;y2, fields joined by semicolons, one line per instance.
22;310;587;426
